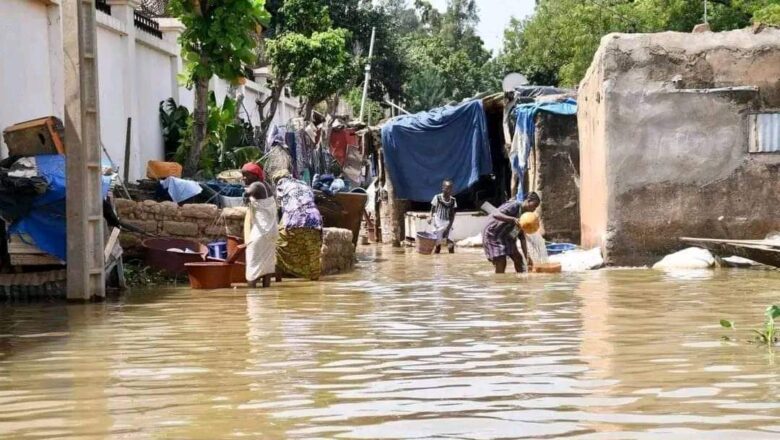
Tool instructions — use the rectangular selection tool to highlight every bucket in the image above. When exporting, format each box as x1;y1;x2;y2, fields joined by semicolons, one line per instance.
531;262;562;273
416;232;437;255
185;262;233;289
546;243;577;255
226;235;245;263
207;241;228;260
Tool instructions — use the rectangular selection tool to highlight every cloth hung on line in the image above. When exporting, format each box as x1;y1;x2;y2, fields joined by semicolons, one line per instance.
285;131;298;178
8;154;110;261
330;129;357;167
160;176;203;203
511;98;577;201
244;197;278;282
380;100;493;202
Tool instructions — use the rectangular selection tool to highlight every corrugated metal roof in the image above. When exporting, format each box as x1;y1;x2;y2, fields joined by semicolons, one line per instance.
750;112;780;153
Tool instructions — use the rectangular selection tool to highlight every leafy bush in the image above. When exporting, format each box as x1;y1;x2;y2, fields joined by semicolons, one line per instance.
174;92;263;178
160;98;190;161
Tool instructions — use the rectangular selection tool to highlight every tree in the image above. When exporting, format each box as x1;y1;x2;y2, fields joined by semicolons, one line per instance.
400;0;497;110
258;0;353;139
169;0;270;177
500;0;776;88
266;28;353;119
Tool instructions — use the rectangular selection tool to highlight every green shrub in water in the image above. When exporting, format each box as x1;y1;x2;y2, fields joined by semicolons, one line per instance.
720;305;780;346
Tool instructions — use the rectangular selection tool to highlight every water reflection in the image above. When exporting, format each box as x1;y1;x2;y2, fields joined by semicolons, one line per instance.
0;247;779;438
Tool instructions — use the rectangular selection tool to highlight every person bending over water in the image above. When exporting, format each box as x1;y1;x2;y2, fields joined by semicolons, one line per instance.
242;163;278;288
273;169;324;281
482;192;541;273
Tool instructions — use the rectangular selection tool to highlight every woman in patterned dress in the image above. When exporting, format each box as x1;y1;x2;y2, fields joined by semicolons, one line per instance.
272;170;323;281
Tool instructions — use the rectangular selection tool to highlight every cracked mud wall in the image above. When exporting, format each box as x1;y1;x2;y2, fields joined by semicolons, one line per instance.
579;28;780;266
528;112;581;243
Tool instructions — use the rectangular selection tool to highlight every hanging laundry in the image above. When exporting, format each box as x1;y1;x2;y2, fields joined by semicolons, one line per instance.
329;128;358;167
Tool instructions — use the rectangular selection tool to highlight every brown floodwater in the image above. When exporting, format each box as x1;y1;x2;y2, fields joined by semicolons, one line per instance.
1;246;779;439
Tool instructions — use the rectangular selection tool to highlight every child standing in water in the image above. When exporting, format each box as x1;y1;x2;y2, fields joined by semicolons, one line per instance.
429;180;457;254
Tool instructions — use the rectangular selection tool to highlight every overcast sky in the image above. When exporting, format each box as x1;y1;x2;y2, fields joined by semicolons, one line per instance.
428;0;537;53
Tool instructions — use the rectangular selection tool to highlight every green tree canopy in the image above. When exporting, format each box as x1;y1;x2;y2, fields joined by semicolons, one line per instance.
168;0;270;176
400;0;498;111
500;0;780;88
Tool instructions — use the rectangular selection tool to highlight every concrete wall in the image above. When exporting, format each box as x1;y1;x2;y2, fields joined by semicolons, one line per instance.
578;47;609;252
0;0;62;157
578;28;780;265
1;2;300;181
97;23;128;172
528;112;580;243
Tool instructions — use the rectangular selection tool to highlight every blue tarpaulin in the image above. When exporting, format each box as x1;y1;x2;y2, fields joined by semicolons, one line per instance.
512;98;577;201
381;100;492;202
9;155;110;262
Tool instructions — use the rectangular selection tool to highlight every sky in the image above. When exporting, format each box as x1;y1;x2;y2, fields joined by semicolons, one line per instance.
428;0;537;53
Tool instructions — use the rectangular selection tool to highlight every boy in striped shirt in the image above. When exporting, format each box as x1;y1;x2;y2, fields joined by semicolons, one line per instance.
429;180;457;254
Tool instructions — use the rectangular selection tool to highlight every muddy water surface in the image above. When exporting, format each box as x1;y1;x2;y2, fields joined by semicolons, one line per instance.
1;247;780;439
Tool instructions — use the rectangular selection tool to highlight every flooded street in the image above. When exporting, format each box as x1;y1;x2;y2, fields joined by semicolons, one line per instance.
1;246;780;439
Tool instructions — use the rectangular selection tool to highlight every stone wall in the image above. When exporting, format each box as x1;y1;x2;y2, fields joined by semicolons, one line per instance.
114;199;245;255
115;198;357;275
528;112;580;243
578;28;780;265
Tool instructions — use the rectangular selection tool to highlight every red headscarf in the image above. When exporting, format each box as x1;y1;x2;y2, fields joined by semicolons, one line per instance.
241;162;264;181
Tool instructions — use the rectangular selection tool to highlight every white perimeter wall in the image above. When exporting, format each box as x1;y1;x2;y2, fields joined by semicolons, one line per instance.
0;1;299;181
0;0;60;157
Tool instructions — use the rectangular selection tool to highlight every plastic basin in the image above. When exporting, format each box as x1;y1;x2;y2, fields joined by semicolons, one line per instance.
185;262;233;289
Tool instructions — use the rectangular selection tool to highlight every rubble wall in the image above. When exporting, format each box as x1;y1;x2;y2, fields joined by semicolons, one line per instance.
115;199;356;274
114;199;245;254
578;28;780;265
529;112;581;243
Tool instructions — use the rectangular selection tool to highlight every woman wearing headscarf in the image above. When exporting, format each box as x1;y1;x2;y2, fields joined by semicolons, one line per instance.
272;169;323;281
242;163;277;288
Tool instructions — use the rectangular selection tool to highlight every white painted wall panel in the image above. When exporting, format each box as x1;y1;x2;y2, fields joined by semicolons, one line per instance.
97;26;128;173
134;43;172;180
0;0;54;156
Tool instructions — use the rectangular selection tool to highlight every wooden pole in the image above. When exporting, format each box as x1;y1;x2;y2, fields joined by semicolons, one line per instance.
63;0;105;300
123;117;132;182
358;27;376;122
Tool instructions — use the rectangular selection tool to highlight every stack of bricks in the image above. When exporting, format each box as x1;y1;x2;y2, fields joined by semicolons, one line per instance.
114;199;245;256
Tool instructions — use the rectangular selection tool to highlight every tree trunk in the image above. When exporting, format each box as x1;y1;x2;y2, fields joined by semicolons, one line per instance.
258;81;284;150
300;100;315;121
384;169;407;247
183;76;209;177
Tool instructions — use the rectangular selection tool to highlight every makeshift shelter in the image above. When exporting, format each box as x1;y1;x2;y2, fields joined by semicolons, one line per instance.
381;99;493;202
508;96;580;244
369;95;512;245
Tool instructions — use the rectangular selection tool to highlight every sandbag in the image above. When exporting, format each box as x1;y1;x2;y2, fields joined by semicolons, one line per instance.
548;247;604;272
652;247;715;270
457;234;483;248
